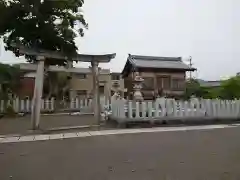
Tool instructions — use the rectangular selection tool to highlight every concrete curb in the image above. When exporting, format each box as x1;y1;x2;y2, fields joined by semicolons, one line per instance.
1;118;240;138
0;124;102;138
43;124;102;133
1;123;240;144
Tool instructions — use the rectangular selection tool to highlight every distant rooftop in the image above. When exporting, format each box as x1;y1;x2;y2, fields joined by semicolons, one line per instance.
127;54;196;71
197;79;221;87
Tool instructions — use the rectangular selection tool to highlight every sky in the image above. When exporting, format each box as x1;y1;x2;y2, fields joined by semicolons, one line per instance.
0;0;240;80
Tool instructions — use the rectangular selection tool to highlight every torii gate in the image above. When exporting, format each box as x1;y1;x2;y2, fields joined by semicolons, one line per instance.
13;45;115;129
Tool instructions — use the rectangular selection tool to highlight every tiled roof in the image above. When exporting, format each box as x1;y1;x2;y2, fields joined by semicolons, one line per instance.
128;54;195;71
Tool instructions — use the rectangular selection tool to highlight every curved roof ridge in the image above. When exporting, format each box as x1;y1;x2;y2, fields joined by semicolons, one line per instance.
129;54;182;61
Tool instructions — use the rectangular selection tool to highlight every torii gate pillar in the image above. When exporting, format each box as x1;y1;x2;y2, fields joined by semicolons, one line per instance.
91;61;101;125
31;56;45;130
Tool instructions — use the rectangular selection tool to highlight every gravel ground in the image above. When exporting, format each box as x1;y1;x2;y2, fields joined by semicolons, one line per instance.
0;114;98;135
1;126;240;180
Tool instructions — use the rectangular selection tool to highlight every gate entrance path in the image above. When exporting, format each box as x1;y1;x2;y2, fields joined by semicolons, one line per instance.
12;44;115;129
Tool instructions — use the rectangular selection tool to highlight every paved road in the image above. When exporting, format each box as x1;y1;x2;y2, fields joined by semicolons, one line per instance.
1;126;240;180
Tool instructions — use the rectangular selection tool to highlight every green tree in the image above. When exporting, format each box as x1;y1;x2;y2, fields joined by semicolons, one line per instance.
184;79;201;99
0;0;88;66
44;71;70;99
0;63;21;99
219;76;240;99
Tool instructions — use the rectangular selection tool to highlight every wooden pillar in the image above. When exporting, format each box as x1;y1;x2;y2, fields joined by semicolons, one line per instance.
31;56;45;130
91;61;101;125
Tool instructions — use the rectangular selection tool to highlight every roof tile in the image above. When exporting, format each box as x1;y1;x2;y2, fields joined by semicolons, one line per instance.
129;54;195;70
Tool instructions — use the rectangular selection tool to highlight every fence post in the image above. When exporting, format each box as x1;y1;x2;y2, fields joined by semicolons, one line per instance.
232;100;237;118
41;99;44;111
142;102;146;118
154;100;159;117
166;99;173;117
84;99;88;108
50;98;54;111
106;98;110;111
114;100;119;117
220;100;225;118
89;99;92;109
13;98;16;112
183;101;189;117
45;99;49;111
111;99;116;117
205;99;211;117
237;100;240;118
70;98;74;109
15;97;19;113
76;98;79;109
147;101;153;118
173;101;178;117
135;102;139;118
25;99;30;112
20;99;25;112
79;99;83;109
225;100;230;117
231;100;236;118
128;101;133;118
119;99;126;118
0;100;4;113
215;99;221;118
195;99;202;117
190;101;195;117
179;101;184;117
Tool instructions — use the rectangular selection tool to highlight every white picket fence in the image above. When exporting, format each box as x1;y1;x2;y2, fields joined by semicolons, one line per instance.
0;98;55;113
111;98;240;120
0;96;110;113
69;97;110;111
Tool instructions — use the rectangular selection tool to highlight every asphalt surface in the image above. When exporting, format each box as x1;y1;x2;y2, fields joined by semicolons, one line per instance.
1;127;240;180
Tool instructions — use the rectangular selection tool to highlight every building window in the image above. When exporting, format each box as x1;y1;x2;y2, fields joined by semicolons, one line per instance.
157;76;171;89
142;77;154;90
162;77;171;89
76;73;86;79
111;75;120;80
76;90;87;96
172;79;185;90
157;77;163;88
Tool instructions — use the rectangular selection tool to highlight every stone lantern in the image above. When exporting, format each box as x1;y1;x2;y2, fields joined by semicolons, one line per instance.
111;81;120;101
133;72;144;101
113;81;120;94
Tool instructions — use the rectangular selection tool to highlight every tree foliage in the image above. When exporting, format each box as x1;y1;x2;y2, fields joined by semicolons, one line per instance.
184;79;206;99
219;76;240;99
0;0;88;66
0;63;21;99
43;71;70;99
184;76;240;100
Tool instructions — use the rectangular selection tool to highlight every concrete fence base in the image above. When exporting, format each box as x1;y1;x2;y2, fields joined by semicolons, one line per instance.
109;116;240;128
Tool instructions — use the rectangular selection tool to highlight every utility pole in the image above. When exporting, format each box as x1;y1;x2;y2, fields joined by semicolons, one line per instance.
188;56;193;80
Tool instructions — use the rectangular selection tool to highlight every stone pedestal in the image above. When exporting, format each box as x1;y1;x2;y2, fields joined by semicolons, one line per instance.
112;81;120;98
